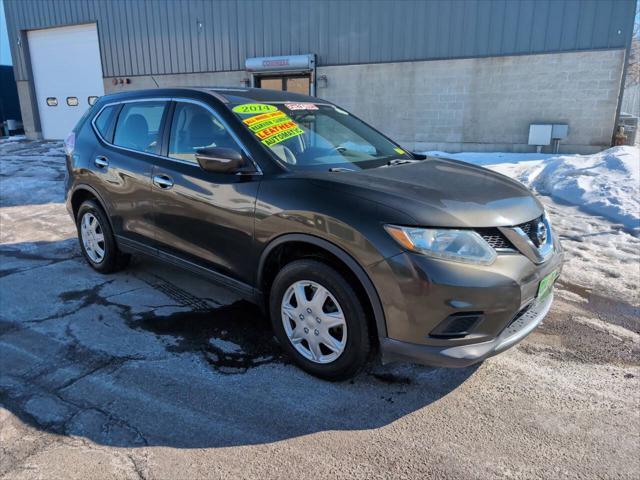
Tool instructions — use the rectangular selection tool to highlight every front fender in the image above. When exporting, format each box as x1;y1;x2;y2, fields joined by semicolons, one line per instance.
257;233;389;338
254;177;416;341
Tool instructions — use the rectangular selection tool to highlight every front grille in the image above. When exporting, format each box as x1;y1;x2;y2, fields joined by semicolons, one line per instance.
477;228;514;250
476;215;544;252
518;216;543;246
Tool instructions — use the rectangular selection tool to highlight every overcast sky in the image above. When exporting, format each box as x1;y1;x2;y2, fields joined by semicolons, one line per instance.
0;0;12;66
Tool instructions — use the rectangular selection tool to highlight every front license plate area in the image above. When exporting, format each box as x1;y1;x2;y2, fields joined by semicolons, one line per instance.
537;270;558;299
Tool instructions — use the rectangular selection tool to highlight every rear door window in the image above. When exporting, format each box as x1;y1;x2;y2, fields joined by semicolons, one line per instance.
113;101;167;154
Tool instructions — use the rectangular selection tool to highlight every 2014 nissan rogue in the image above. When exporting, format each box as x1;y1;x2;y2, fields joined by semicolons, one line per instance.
65;88;563;380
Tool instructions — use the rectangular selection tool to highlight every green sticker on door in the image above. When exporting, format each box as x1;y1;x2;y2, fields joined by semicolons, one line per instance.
232;103;278;114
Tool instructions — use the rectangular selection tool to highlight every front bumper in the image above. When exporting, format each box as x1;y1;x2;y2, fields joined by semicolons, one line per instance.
370;240;563;367
381;292;553;367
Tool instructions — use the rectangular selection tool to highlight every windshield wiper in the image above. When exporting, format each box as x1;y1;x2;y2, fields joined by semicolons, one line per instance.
385;159;419;167
328;167;355;172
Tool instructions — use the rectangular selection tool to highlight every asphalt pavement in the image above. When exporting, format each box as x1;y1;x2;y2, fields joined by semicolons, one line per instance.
1;138;638;479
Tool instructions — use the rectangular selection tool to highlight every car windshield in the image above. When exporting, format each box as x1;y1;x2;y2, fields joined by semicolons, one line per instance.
229;102;412;170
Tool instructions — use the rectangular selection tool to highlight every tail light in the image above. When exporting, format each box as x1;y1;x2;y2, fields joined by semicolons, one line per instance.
64;132;75;156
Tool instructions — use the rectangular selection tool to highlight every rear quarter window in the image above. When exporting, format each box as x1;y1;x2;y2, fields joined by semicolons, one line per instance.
72;103;98;133
93;105;119;142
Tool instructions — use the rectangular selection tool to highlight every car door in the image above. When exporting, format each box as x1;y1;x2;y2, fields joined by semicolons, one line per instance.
91;99;169;247
150;99;261;287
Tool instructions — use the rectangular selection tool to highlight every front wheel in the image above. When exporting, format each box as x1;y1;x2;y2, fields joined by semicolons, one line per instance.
269;259;370;381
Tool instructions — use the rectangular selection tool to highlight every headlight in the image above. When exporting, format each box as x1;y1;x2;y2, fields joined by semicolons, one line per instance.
384;225;497;265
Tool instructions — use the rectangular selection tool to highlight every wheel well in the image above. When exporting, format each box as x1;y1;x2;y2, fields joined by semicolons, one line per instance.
70;189;98;220
260;241;380;350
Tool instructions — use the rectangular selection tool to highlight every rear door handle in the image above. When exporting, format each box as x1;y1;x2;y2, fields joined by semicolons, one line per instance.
94;156;109;168
153;174;174;189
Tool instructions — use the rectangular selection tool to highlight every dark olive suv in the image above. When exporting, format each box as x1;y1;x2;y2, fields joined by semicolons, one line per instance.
65;87;563;380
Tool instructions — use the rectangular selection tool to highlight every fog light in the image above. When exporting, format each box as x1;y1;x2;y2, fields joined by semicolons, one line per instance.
430;312;483;339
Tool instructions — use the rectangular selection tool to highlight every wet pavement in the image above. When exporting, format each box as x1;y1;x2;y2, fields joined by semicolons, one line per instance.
1;138;638;479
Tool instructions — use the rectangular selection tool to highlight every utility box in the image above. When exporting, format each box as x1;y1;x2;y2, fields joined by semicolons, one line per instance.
552;124;569;139
528;124;553;146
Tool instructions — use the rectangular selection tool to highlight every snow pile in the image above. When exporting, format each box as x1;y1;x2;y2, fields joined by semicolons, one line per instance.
425;151;556;166
524;147;638;230
0;134;26;144
425;147;640;232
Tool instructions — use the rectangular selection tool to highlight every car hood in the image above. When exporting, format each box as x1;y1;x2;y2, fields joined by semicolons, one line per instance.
306;158;544;227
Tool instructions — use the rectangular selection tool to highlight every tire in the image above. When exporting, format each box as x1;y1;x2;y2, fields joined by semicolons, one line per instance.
269;259;370;381
76;200;130;274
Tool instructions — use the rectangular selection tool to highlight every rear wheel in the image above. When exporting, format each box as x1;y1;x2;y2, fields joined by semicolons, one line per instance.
76;200;130;273
269;259;370;380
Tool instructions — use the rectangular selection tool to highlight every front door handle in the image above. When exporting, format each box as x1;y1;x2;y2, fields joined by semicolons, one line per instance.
94;156;109;168
153;174;174;189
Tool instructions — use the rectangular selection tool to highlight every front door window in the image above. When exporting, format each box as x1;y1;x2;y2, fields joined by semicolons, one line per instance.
168;102;240;163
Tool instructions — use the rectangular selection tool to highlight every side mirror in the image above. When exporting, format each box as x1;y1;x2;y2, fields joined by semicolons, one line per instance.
195;146;252;174
411;152;427;160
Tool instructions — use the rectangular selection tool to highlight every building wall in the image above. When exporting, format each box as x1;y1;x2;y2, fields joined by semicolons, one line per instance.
3;0;635;148
4;0;636;80
318;50;625;153
15;80;38;138
16;48;627;152
621;84;640;117
103;70;246;95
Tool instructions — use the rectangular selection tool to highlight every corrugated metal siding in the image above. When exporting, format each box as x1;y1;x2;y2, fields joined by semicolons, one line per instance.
3;0;636;81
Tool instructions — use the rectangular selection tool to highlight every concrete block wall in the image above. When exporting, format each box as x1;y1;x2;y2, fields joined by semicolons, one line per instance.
103;70;246;94
317;50;625;154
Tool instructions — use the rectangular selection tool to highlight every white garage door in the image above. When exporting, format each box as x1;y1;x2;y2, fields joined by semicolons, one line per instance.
28;23;105;140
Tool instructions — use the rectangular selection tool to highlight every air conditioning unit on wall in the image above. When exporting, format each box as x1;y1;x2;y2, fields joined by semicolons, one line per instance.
529;124;568;153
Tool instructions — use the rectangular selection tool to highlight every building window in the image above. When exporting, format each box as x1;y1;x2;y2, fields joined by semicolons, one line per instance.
46;97;58;106
67;97;79;106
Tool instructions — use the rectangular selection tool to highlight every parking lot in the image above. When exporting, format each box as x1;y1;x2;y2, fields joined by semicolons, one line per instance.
1;138;639;479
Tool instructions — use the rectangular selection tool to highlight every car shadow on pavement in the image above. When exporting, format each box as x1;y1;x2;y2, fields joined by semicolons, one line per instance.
0;239;479;448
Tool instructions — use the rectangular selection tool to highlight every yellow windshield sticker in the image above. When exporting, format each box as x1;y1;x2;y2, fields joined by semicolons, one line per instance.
232;103;278;114
237;106;304;147
394;147;406;155
256;120;304;147
243;110;289;132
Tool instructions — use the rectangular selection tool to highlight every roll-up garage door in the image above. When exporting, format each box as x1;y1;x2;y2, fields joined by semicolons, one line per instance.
28;23;105;139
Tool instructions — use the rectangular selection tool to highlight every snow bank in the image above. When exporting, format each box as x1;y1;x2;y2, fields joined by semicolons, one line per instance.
425;150;556;165
0;135;26;144
425;147;640;232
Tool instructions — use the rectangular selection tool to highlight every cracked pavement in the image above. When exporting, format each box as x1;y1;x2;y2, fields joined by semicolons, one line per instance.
0;138;639;479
